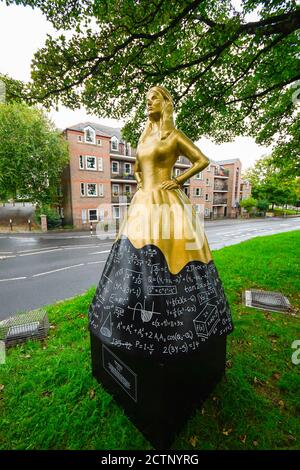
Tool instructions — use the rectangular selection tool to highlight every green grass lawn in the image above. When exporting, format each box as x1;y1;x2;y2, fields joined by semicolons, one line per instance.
0;231;299;450
272;208;299;216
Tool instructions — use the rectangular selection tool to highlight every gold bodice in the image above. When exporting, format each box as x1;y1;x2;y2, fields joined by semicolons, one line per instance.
136;130;178;191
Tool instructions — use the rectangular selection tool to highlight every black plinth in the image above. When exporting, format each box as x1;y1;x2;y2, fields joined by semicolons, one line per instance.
90;332;227;449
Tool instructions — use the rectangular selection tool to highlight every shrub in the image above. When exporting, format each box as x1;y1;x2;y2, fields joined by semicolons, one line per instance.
35;205;62;229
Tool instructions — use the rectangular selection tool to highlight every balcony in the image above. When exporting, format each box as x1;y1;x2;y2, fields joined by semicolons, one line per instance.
214;168;229;177
213;197;227;206
214;182;228;191
111;192;134;203
111;172;136;181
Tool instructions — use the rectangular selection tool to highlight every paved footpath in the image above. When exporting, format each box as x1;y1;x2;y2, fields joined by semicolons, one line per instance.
0;217;299;319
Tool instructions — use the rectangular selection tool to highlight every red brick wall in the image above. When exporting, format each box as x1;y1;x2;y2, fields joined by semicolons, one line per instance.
189;163;214;217
64;130;112;228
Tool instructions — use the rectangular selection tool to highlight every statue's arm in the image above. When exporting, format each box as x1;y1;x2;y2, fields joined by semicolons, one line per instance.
174;130;210;186
134;155;143;187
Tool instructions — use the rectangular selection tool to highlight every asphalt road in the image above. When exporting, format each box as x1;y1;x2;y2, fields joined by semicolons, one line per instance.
0;217;299;319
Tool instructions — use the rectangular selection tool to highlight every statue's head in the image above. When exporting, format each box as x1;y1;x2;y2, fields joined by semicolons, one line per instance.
140;85;174;142
146;85;174;120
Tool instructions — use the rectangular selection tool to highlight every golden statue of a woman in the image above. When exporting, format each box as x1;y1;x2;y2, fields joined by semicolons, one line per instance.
89;86;233;360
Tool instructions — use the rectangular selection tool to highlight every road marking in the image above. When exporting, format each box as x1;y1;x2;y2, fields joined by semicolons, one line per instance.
0;251;13;254
64;245;103;250
89;250;111;255
17;247;59;253
0;255;16;259
87;260;107;265
32;263;84;278
0;276;27;282
19;248;63;257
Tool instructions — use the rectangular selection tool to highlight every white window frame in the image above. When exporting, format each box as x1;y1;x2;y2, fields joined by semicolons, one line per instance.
195;172;203;180
86;183;98;197
98;157;103;171
78;135;83;143
111;136;119;151
88;209;98;221
84;126;96;144
194;187;202;197
124;142;131;156
195;204;201;213
85;155;97;171
113;206;120;219
205;193;209;201
207;164;211;172
98;183;104;197
80;183;85;197
206;178;210;186
97;138;102;146
79;155;84;169
112;184;120;196
124;162;131;174
81;209;87;224
112;161;119;174
204;208;210;217
124;184;131;195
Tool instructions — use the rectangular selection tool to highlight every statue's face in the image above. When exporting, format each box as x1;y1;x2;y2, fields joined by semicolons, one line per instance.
146;90;164;117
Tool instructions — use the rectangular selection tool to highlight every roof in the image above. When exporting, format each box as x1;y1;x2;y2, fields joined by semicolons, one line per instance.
215;158;242;165
66;122;124;141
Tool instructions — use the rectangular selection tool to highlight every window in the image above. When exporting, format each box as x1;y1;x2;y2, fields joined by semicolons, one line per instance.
79;155;84;169
78;135;82;143
111;136;119;151
112;161;119;173
80;183;85;197
124;142;131;156
194;187;202;197
84;126;95;144
113;206;120;219
97;139;102;146
124;162;131;174
88;209;98;221
124;184;131;195
99;208;105;221
99;183;104;197
195;204;201;213
195;172;203;180
206;178;210;186
175;168;181;177
87;183;97;197
205;193;209;201
86;156;97;171
98;157;103;171
205;208;210;217
112;184;120;196
207;164;211;172
81;209;87;223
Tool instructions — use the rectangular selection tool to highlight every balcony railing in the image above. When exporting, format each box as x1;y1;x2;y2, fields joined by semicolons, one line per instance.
111;193;134;203
111;172;136;180
214;182;228;191
214;168;229;177
213;197;227;205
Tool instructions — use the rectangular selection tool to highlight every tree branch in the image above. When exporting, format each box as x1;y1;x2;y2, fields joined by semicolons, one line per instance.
227;73;300;105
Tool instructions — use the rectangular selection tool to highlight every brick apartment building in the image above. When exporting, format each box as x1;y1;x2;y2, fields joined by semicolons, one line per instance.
61;122;250;228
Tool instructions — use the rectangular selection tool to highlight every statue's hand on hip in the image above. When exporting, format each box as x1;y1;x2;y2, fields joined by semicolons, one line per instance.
160;179;180;190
